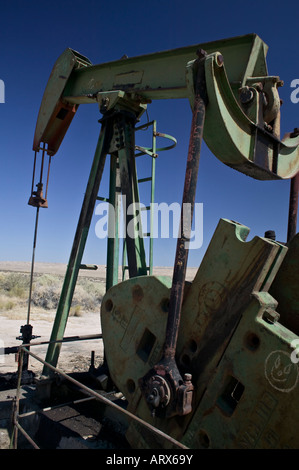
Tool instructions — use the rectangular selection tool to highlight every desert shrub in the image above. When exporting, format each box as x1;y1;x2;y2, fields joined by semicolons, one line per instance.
0;271;105;313
31;282;62;310
0;298;15;310
69;305;82;317
5;300;15;310
0;272;29;298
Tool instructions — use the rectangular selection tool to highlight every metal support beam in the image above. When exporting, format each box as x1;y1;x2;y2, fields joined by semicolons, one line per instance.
105;154;121;291
287;172;299;243
43;100;149;374
117;112;147;278
43;123;110;374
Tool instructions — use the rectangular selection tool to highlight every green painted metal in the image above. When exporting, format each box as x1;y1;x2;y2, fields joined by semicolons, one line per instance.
181;291;299;449
121;121;177;278
62;34;267;105
43;122;109;374
134;120;157;278
101;274;172;397
201;53;299;180
149;121;156;276
34;34;299;428
105;154;120;291
33;33;299;183
117;116;148;278
101;218;299;448
269;232;299;335
43;96;162;372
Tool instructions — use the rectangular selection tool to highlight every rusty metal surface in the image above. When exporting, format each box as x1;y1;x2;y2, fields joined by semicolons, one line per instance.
101;275;172;398
12;346;187;450
136;52;208;420
287;172;299;242
177;219;287;405
101;218;293;448
33;48;92;155
270;232;299;335
164;51;208;362
182;291;299;449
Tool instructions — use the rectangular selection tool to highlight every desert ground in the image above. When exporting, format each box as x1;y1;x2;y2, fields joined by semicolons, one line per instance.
0;261;197;377
0;261;199;449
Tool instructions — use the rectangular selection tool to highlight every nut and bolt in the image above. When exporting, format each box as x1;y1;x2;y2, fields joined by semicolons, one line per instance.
100;97;110;113
264;230;276;240
196;48;207;60
290;128;299;138
239;86;254;105
263;308;280;324
216;54;224;67
183;373;192;383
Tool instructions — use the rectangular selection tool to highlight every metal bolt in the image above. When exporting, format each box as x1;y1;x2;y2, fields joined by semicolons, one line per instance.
264;230;276;240
196;48;207;60
254;82;264;92
239;86;254;105
216;54;224;67
290;128;299;138
183;373;192;383
147;388;160;408
263;308;280;324
100;97;110;113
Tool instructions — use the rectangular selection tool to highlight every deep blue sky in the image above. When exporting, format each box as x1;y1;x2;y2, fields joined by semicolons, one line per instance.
0;0;298;268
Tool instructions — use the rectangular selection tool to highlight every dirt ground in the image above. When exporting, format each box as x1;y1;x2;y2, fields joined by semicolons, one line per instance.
0;261;199;449
0;261;198;377
0;312;103;376
0;262;108;377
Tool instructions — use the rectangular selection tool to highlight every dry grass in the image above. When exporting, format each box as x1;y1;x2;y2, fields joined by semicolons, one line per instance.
0;271;106;320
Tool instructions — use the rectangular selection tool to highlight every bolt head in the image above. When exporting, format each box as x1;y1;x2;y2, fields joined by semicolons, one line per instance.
184;373;192;381
216;54;224;67
263;308;280;324
239;86;254;105
196;48;207;59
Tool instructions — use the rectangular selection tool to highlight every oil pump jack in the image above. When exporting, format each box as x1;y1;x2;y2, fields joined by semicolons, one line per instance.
26;34;299;449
